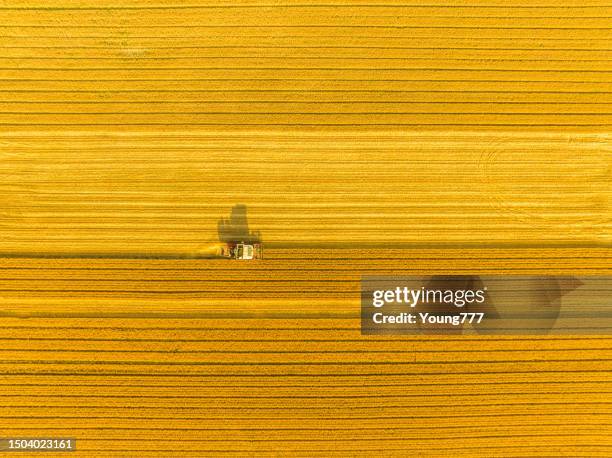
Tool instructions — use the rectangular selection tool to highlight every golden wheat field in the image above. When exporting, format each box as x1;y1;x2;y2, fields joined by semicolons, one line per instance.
0;0;611;456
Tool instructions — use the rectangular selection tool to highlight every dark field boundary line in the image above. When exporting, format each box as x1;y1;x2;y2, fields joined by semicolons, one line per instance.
5;89;612;93
4;111;612;115
7;110;612;116
7;64;612;70
0;337;610;342
1;358;610;365
0;251;605;259
0;432;602;441
0;267;602;271
0;423;607;431
2;389;610;398
4;44;612;48
1;313;609;320
2;348;611;354
5;78;612;82
59;446;612;453
1;183;607;188
4;101;612;104
1;401;610;408
2;124;610;127
0;320;612;328
1;259;609;265
2;369;611;376
2;15;611;19
3;278;610;283
10;32;609;38
1;290;609;295
0;258;612;262
3;37;612;41
1;4;611;9
0;380;608;388
0;37;609;43
3;25;612;29
4;44;612;49
1;412;610;420
1;179;608;183
3;16;611;19
1;249;609;258
7;112;612;116
0;334;609;339
7;57;612;61
69;448;612;454
6;161;606;166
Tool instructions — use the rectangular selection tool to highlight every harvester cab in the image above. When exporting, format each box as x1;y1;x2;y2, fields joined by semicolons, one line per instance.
227;241;262;260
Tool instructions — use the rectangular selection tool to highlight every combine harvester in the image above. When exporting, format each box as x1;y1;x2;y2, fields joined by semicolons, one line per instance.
219;241;263;260
195;205;263;260
193;241;263;260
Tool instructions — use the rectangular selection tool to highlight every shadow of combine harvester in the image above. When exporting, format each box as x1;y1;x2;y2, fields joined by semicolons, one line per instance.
214;204;263;260
190;204;262;260
218;204;261;244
